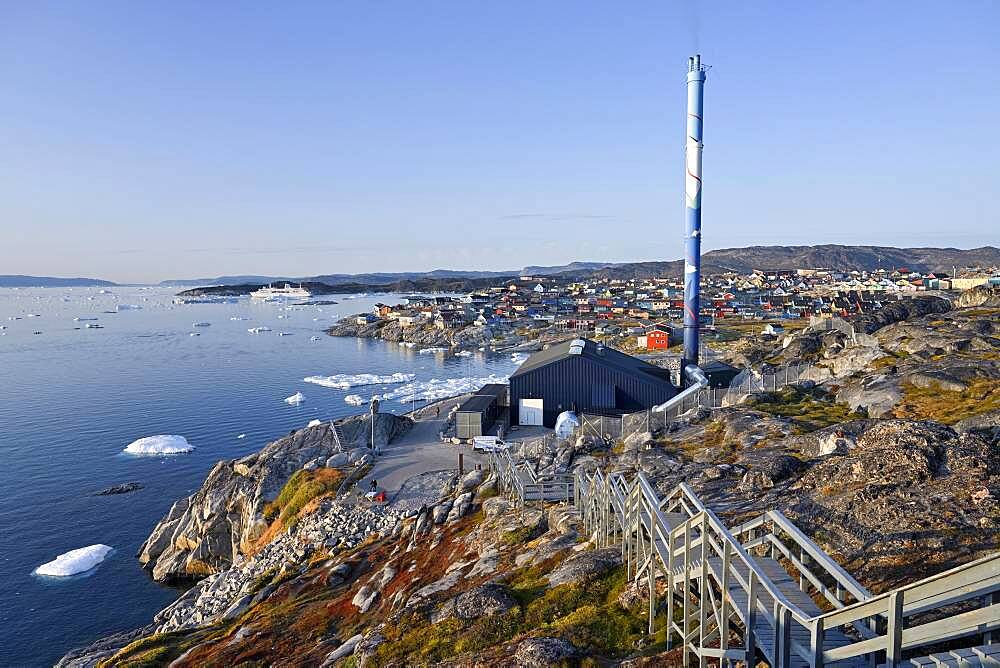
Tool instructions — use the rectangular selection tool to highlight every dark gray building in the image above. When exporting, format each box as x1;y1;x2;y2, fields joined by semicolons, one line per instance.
509;338;678;428
455;383;508;439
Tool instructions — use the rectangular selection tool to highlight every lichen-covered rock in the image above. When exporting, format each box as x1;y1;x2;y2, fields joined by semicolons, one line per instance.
514;637;580;667
546;547;622;587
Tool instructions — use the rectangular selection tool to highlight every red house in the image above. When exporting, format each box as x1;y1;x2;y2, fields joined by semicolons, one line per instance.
637;324;672;351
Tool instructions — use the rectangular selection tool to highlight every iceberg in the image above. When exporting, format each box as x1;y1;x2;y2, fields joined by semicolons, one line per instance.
74;317;98;321
285;392;306;405
277;332;293;336
303;372;415;390
124;435;194;455
230;316;249;321
344;394;364;406
307;419;323;427
248;326;272;334
456;350;473;357
35;544;113;577
418;347;448;354
237;433;246;439
375;374;509;404
310;336;321;341
189;332;200;337
192;322;210;327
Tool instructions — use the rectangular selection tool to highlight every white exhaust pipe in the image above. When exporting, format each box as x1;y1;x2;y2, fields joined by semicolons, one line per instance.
652;364;708;413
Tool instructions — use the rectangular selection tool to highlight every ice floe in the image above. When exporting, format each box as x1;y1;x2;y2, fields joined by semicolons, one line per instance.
35;544;113;577
123;435;194;455
230;316;249;321
418;347;449;354
237;433;246;439
285;392;306;405
310;336;321;341
456;350;473;357
115;304;142;311
278;332;293;336
344;394;364;406
303;372;415;390
192;322;210;327
248;326;272;334
189;332;200;337
374;374;509;404
307;419;323;427
74;317;98;322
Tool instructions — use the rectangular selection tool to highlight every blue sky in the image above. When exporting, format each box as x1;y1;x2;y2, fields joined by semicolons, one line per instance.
1;1;997;283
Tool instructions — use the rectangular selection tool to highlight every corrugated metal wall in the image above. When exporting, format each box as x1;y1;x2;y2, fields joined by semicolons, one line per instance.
510;356;677;427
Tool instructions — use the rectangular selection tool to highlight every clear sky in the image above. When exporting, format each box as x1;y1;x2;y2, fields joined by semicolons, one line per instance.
2;1;998;283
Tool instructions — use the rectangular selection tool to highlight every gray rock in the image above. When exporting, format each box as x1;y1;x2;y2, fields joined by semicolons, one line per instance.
321;634;363;667
94;482;143;496
351;584;378;613
514;637;580;667
447;492;473;523
459;468;485;491
432;500;453;524
547;547;622;587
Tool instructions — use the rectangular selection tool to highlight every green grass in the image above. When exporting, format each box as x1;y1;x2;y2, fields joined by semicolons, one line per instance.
263;468;343;528
745;386;854;433
374;563;659;665
894;378;1000;425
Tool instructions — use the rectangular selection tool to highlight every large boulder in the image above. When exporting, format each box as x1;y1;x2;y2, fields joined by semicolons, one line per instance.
515;637;580;667
546;547;622;587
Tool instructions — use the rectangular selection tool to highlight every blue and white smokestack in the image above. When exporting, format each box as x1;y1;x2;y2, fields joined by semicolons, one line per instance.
682;54;706;372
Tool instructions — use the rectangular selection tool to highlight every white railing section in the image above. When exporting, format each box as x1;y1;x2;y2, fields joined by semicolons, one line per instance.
573;467;1000;668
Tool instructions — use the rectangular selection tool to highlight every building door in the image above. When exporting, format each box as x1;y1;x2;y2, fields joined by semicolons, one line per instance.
519;398;543;426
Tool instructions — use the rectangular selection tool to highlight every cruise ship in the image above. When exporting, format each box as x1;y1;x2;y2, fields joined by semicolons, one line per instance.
249;283;312;301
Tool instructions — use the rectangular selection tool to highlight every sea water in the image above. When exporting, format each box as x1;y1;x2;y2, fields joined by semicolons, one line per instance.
0;287;517;666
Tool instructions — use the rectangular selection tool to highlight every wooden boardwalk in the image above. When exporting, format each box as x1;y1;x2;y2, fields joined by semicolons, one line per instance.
494;455;1000;667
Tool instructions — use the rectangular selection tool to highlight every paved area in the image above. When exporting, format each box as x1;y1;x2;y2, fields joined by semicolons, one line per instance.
366;396;487;499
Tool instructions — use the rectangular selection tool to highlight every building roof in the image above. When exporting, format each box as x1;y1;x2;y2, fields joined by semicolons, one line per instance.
510;338;675;388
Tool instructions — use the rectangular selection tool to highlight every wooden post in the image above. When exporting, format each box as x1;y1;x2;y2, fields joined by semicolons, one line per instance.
649;509;657;635
745;571;757;663
667;524;676;650
810;617;825;668
886;590;904;667
720;541;731;658
683;520;692;667
458;452;464;476
985;592;1000;644
781;607;792;668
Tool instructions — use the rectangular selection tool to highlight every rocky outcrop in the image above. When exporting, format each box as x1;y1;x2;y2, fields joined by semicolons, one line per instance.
852;296;952;334
547;547;622;587
956;285;1000;309
138;414;410;582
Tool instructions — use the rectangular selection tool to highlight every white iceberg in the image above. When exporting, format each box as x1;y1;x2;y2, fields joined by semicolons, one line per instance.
230;316;249;321
456;350;473;357
35;544;113;577
248;326;272;334
277;332;293;336
307;419;323;427
310;336;321;341
303;372;415;390
344;394;364;406
375;374;509;404
237;433;247;439
189;332;200;337
418;347;449;354
285;392;306;405
123;435;194;455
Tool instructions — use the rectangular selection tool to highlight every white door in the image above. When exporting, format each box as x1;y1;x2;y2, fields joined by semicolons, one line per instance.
519;398;544;426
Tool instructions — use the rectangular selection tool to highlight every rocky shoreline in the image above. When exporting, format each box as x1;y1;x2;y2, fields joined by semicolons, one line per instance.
58;296;1000;667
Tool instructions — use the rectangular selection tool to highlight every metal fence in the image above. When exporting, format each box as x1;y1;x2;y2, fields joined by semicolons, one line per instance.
574;362;812;443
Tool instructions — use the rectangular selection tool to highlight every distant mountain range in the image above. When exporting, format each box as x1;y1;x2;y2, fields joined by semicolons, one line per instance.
0;275;117;288
552;245;1000;281
7;246;998;289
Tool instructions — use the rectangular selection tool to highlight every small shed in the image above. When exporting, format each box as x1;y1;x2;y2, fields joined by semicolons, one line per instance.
455;384;508;439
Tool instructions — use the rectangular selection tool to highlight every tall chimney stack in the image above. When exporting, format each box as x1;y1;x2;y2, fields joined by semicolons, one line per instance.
682;54;706;373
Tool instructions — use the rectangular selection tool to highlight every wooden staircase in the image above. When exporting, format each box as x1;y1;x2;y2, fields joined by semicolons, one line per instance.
572;469;1000;667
